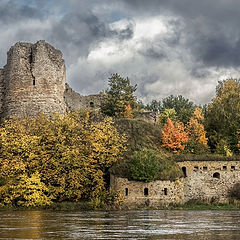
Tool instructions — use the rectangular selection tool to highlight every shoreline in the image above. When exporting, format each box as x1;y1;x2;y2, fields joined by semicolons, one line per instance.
1;201;240;211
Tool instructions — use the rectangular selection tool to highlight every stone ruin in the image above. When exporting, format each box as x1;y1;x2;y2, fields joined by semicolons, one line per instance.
111;160;240;207
0;40;158;123
0;40;103;119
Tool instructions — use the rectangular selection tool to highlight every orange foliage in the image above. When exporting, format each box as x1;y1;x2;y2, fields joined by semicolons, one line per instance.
123;104;133;118
161;118;189;154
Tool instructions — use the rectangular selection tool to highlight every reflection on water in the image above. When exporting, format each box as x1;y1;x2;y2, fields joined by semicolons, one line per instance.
0;210;240;239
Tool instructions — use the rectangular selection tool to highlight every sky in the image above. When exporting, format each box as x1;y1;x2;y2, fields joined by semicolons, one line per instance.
0;0;240;105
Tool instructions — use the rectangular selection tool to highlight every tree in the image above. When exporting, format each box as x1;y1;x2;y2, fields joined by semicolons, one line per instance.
145;100;161;112
161;95;195;124
206;79;240;153
101;73;137;117
0;172;52;207
0;112;126;206
158;108;177;125
123;104;133;118
161;118;189;154
185;107;208;154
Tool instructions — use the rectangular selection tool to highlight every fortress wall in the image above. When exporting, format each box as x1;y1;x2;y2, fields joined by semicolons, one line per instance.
178;161;240;203
110;174;185;207
0;69;4;115
2;40;66;118
111;161;240;207
64;83;104;111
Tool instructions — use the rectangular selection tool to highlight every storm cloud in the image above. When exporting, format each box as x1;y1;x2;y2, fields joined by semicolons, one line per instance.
0;0;240;104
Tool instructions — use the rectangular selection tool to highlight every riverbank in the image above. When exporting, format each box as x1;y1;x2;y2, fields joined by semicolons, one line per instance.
1;201;240;211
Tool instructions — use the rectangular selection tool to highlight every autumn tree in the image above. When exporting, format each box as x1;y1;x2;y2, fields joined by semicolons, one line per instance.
100;73;137;117
185;107;208;154
0;112;126;207
161;118;189;154
123;104;133;118
206;79;240;153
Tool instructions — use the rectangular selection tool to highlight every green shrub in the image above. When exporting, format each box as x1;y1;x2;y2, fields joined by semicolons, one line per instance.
130;148;159;182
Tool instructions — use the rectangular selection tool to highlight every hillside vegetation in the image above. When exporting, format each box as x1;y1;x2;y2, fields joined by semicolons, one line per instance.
111;118;182;181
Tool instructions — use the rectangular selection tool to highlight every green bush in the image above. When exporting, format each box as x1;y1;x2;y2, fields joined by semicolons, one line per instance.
130;148;159;182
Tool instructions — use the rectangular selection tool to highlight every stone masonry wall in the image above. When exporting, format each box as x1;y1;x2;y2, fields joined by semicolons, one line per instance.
2;40;66;118
0;69;4;115
111;160;240;207
64;83;104;112
110;174;185;207
178;160;240;203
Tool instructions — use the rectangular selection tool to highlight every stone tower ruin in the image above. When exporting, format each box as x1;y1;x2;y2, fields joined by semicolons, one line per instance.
0;40;104;119
0;40;66;118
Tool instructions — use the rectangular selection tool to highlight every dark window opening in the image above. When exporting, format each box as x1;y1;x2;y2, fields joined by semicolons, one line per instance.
33;79;35;86
125;188;128;196
213;172;220;179
90;102;94;108
144;188;149;196
182;167;187;177
203;166;207;171
223;166;227;170
231;166;235;170
194;166;199;171
164;188;168;196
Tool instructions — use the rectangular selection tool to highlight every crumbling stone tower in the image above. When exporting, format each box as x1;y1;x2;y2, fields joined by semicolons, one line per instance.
0;40;66;118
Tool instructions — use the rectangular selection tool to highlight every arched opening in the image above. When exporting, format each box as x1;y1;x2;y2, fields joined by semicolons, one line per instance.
194;166;199;171
125;188;129;196
182;167;187;177
144;188;149;196
213;172;220;179
90;102;94;108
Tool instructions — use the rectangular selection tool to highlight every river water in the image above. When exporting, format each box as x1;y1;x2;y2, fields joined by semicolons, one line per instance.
0;210;239;239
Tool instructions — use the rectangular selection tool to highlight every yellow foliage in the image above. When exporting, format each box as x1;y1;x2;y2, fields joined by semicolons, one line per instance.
187;107;208;146
0;111;126;206
0;172;52;207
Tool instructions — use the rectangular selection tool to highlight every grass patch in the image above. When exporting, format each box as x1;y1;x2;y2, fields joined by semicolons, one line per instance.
175;154;240;162
0;201;94;211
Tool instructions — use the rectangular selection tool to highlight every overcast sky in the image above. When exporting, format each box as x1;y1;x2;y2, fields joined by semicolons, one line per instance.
0;0;240;104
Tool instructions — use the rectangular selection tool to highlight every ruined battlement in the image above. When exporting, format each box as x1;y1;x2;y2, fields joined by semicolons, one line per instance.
0;40;103;119
64;83;104;112
111;160;240;207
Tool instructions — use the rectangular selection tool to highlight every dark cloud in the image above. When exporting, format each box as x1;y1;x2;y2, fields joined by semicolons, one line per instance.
0;0;239;104
0;0;47;24
122;0;240;68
